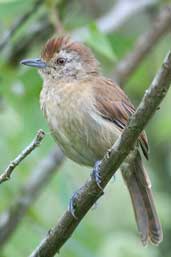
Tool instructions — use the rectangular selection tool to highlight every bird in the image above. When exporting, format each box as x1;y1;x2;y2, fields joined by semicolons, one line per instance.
20;36;163;246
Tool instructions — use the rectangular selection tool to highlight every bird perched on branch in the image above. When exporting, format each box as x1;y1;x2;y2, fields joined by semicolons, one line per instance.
21;36;163;246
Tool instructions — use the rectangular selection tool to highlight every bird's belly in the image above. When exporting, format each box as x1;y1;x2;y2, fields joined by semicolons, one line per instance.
47;108;121;167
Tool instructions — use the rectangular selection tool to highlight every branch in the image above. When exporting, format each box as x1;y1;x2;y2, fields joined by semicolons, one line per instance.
29;51;171;257
113;5;171;86
8;20;53;65
8;5;171;70
0;147;64;247
72;0;155;40
0;130;45;184
49;6;65;34
0;0;43;51
6;0;156;65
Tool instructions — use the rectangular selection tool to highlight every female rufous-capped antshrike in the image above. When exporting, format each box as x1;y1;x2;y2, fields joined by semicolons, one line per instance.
21;36;163;246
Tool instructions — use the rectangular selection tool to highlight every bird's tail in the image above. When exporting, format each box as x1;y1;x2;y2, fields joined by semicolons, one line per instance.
121;152;163;246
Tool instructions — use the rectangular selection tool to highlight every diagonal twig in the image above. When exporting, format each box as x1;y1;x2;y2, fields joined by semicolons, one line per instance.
49;6;65;34
113;5;171;86
0;129;45;184
6;0;158;65
0;4;64;249
29;51;171;257
72;0;155;41
0;0;44;51
0;147;64;247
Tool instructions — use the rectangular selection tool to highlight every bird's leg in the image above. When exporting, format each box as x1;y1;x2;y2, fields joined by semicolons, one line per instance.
91;160;104;191
69;160;104;218
68;191;79;219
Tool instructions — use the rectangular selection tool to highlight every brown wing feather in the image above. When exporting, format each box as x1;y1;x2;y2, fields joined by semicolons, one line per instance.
93;78;149;159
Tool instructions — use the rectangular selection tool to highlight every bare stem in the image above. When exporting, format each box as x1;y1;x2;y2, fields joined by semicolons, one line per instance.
114;5;171;86
72;0;155;40
29;51;171;257
0;147;64;247
5;1;160;66
0;130;45;184
50;7;64;34
0;0;44;51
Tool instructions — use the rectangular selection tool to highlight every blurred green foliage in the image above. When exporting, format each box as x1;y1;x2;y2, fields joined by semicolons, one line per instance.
0;0;170;257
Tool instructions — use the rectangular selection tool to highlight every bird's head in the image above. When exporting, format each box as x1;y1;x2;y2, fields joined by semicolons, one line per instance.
20;36;99;81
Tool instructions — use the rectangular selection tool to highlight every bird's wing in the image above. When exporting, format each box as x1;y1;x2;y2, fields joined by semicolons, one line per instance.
93;77;149;159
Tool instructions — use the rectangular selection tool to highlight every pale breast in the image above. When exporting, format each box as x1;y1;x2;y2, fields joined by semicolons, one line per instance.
40;81;121;166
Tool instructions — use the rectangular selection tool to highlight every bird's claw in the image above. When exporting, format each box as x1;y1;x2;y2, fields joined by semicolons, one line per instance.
68;191;79;219
92;160;104;191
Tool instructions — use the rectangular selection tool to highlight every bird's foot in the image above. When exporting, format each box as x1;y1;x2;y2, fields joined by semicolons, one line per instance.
91;160;103;191
68;191;79;219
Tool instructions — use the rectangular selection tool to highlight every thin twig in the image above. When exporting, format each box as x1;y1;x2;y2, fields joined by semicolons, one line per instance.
0;147;64;247
0;130;45;184
113;5;171;86
6;1;158;65
8;3;171;68
8;20;53;65
50;7;65;34
29;51;171;257
0;0;44;51
72;0;155;41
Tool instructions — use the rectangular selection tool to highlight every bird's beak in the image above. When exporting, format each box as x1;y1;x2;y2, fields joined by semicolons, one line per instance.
20;58;47;68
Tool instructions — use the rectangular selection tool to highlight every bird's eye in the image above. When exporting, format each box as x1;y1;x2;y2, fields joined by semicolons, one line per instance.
56;57;66;65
